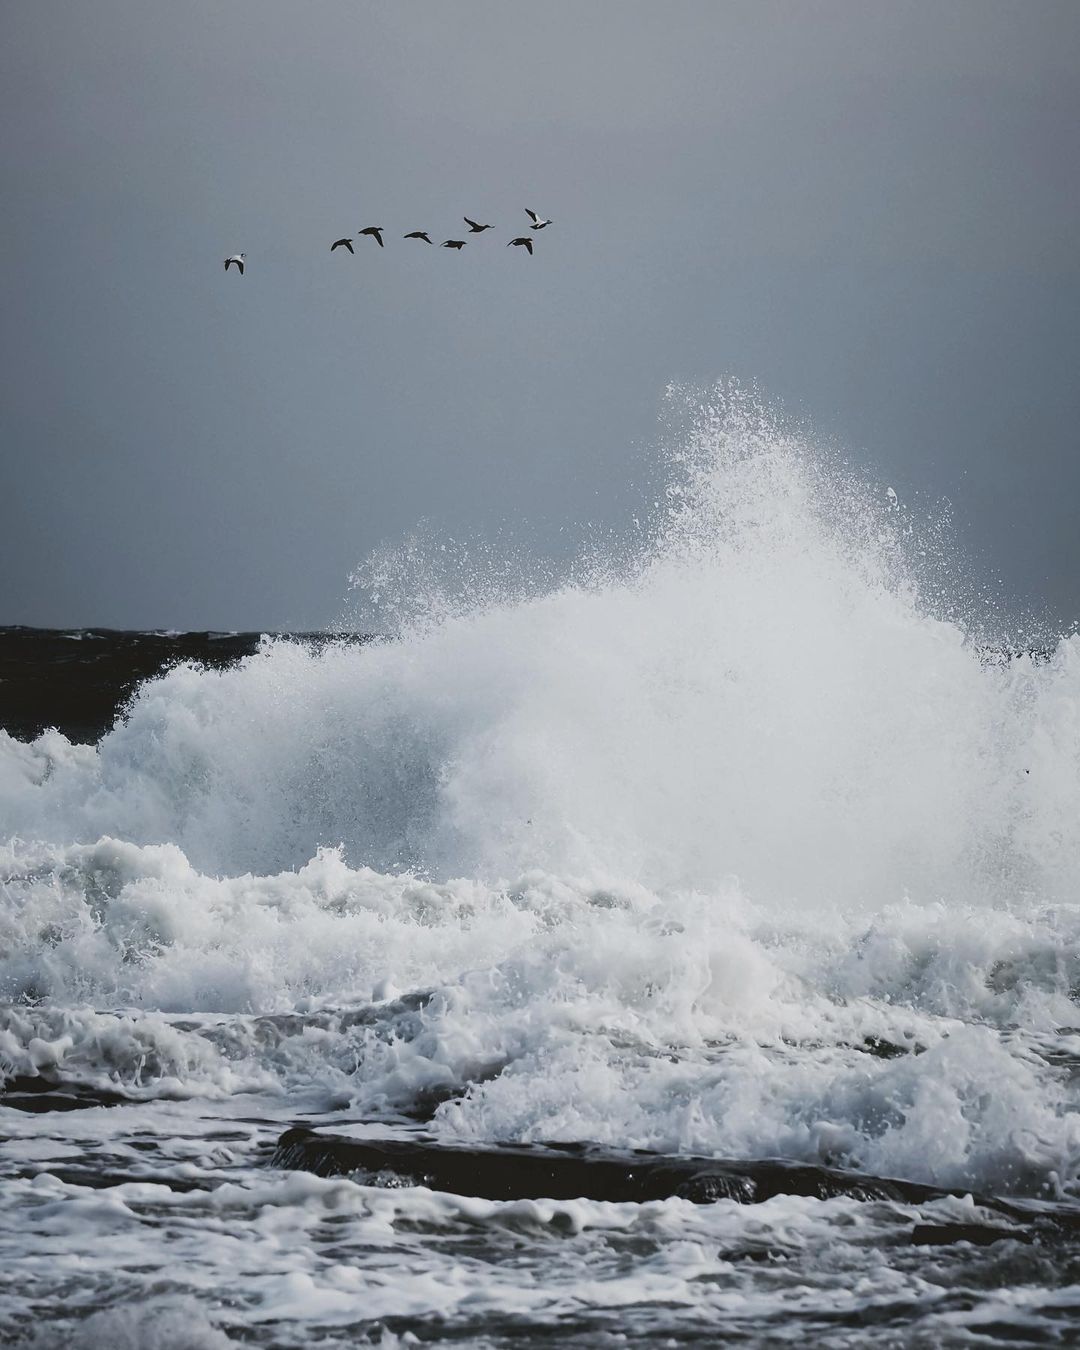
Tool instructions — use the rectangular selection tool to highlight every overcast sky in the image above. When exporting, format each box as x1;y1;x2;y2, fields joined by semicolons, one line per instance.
2;1;1078;632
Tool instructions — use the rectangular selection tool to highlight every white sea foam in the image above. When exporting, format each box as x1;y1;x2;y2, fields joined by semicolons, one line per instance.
2;1165;1071;1344
2;383;1079;1205
11;1299;236;1350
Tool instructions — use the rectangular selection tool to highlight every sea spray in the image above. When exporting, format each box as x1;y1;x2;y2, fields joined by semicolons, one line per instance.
1;382;1079;1199
3;382;1077;900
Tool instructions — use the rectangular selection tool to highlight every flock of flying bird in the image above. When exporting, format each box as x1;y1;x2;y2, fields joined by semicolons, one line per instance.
223;209;553;273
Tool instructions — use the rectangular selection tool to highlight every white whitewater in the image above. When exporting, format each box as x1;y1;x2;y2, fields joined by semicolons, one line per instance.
2;383;1079;1345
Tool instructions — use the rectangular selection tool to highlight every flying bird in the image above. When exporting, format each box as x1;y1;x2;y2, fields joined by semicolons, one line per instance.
507;236;534;255
330;238;354;253
464;217;493;233
441;239;466;249
359;226;385;247
403;231;433;243
525;209;552;230
224;253;245;274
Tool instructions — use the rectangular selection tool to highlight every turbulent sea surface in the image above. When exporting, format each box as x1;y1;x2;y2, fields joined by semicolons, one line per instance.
3;389;1080;1347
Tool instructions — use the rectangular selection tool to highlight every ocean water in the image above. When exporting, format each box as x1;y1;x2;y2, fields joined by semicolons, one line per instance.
2;386;1079;1346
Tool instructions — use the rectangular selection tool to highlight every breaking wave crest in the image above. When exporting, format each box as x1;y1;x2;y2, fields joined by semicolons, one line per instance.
2;382;1079;1197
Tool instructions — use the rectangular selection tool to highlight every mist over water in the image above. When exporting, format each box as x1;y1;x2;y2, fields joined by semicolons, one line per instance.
4;383;1078;900
3;385;1080;1345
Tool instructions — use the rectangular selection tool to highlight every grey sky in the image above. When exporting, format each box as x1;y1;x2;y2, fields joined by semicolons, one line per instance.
2;1;1078;631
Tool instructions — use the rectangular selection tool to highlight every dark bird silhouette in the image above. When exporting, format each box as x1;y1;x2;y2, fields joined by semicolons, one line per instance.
224;253;245;274
525;209;552;230
330;238;354;253
464;217;493;233
507;237;534;255
403;231;433;243
441;239;466;249
359;226;385;247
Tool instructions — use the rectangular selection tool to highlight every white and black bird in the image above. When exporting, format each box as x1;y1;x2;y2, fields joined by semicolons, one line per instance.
224;253;245;274
441;239;466;250
330;238;354;253
404;231;433;243
464;216;493;233
359;226;385;247
525;209;551;230
507;236;534;255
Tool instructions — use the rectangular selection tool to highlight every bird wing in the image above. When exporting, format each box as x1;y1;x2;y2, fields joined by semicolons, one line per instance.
524;239;533;254
464;217;480;229
236;260;244;273
525;209;538;223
